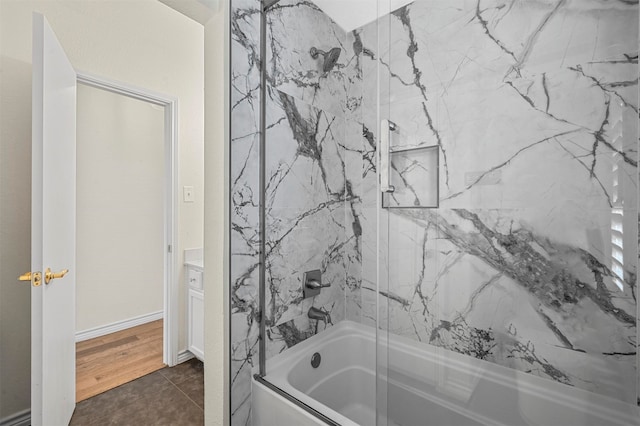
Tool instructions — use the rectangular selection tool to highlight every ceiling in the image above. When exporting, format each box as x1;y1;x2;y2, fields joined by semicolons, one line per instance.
158;0;219;25
158;0;413;32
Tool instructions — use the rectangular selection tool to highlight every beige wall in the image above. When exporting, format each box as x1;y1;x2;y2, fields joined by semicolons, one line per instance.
0;31;32;422
0;0;204;419
204;2;230;424
76;84;165;332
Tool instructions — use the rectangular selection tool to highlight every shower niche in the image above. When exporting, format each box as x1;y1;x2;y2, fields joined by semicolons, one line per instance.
382;144;439;209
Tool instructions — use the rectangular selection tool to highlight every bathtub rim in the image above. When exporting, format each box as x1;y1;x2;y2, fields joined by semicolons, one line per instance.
255;320;640;426
252;374;341;426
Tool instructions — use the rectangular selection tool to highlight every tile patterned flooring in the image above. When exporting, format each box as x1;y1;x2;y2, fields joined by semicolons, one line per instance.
70;358;204;425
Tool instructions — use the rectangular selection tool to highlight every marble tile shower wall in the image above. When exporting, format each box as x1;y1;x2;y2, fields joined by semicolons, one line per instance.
357;0;639;405
263;0;364;337
229;2;260;422
231;0;639;422
230;0;362;423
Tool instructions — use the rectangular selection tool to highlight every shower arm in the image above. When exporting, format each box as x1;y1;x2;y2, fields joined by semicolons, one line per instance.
309;46;324;59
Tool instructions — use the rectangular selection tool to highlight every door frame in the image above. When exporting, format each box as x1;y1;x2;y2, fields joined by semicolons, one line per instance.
76;71;179;366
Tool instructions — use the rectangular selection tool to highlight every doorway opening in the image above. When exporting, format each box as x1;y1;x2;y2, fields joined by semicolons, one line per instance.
73;73;179;401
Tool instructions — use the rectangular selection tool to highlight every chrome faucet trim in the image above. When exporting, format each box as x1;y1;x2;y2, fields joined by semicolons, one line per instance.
308;306;332;326
306;279;330;290
309;46;341;73
303;270;330;299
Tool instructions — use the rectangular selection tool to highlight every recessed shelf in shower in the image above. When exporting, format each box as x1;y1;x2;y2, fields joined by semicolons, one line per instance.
381;120;439;209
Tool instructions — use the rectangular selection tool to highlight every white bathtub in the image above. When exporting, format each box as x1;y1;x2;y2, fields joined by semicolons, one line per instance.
252;321;639;426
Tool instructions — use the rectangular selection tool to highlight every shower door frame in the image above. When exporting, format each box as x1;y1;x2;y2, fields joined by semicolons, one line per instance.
251;1;341;424
253;0;358;426
250;0;401;424
253;4;340;426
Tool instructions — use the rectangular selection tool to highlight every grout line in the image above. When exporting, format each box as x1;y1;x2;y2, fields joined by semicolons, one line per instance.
74;359;204;424
160;361;205;410
74;372;171;425
79;372;201;425
166;379;204;410
158;368;199;386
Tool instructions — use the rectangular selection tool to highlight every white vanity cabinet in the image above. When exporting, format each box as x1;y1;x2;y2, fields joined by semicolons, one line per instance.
185;260;204;361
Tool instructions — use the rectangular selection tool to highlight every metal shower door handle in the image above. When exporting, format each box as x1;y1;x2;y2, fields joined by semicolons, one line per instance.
381;119;396;193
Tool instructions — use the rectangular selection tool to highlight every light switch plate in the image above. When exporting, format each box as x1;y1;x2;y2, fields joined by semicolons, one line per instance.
184;186;195;203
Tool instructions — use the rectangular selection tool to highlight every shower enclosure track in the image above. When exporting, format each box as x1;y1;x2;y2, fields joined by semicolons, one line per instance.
258;0;268;378
253;374;340;426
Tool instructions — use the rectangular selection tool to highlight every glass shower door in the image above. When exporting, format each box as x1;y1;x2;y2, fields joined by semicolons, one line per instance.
374;2;447;424
375;0;639;425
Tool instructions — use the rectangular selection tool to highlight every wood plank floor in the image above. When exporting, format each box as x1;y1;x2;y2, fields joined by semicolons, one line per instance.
76;319;165;402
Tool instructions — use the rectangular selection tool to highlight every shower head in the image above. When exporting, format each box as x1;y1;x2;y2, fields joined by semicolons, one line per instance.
309;46;342;73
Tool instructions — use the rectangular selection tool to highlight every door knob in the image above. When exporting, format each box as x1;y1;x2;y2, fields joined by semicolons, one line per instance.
19;271;42;287
45;268;69;284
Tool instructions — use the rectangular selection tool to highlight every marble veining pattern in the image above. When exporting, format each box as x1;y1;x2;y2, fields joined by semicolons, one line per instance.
358;0;639;405
230;0;260;422
230;0;361;423
230;0;640;423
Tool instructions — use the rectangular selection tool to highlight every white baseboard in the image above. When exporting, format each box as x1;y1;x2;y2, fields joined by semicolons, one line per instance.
0;409;30;426
177;349;195;364
76;311;163;342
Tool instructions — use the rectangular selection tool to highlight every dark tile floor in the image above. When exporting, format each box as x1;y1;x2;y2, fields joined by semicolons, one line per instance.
70;358;204;425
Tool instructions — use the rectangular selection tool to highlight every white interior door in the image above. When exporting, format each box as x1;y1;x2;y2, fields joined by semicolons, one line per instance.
30;12;77;425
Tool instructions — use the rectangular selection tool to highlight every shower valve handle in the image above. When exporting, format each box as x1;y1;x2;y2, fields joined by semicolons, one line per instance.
306;279;331;290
